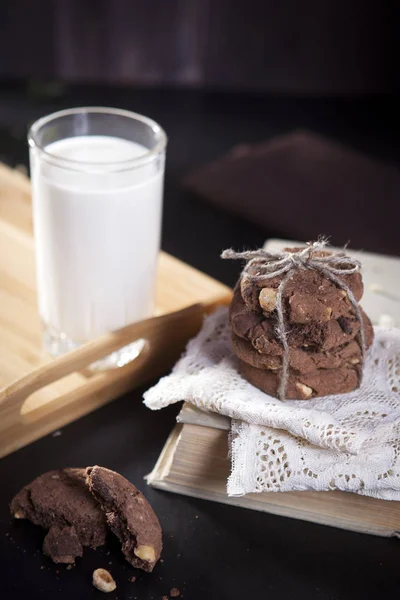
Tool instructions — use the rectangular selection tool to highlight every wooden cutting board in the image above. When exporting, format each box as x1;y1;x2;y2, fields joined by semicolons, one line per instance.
0;164;231;457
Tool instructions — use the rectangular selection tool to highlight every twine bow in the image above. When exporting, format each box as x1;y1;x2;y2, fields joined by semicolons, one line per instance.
222;239;366;400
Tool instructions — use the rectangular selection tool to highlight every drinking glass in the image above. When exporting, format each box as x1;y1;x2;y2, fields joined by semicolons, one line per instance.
28;107;167;367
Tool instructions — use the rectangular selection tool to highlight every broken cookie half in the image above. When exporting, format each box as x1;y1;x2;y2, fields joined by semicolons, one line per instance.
10;466;162;572
86;466;162;573
10;468;107;564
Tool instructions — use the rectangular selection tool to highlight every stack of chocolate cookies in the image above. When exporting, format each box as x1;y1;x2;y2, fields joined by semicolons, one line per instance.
229;249;374;399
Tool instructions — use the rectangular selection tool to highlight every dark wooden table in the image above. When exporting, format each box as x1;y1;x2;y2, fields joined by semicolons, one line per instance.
0;83;399;600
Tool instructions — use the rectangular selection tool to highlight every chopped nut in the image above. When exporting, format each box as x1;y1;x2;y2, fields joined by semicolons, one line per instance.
349;358;360;364
92;568;116;593
170;588;180;598
259;287;278;312
13;510;25;519
295;382;313;399
134;545;155;563
339;290;347;297
322;307;333;321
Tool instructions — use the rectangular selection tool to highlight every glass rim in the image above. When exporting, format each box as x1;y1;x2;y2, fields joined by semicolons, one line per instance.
28;106;167;172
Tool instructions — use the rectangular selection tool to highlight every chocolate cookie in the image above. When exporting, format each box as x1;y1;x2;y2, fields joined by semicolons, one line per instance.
86;466;162;573
254;311;373;354
10;468;107;564
231;284;374;354
232;333;363;374
240;249;363;321
239;359;361;399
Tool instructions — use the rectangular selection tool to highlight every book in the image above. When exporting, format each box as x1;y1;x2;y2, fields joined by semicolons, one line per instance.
147;240;400;537
147;405;400;538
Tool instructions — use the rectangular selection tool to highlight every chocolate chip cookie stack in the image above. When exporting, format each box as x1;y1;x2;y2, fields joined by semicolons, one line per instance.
228;247;374;400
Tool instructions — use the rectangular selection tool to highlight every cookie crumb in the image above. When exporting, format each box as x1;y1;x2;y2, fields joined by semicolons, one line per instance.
40;566;45;570
160;558;164;563
195;515;198;519
66;564;73;570
130;576;136;583
162;596;168;600
92;568;117;593
170;588;180;597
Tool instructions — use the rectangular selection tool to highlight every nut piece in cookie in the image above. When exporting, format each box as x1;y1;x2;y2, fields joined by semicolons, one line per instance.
86;466;162;572
259;287;278;313
10;468;107;564
295;382;313;399
92;568;117;593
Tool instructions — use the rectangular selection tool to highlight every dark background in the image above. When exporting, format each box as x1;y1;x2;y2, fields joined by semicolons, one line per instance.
1;0;399;94
0;2;400;599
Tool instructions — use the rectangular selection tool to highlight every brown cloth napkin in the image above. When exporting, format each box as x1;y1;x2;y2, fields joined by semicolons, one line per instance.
182;131;400;255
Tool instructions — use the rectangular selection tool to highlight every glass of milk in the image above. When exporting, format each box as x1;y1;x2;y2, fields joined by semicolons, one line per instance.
28;107;167;367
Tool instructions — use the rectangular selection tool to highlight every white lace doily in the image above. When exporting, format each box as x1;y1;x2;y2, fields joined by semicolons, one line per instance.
144;308;400;500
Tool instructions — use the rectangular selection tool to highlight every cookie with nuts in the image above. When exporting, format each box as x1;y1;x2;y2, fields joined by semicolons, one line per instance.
239;359;361;399
232;333;364;374
86;466;162;573
230;284;374;355
10;468;107;564
253;310;373;354
11;466;163;571
240;248;363;323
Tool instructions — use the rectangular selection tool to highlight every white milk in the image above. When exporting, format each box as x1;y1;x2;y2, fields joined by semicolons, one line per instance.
30;135;164;344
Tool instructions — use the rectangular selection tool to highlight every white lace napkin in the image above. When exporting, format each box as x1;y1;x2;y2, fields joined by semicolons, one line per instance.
144;308;400;500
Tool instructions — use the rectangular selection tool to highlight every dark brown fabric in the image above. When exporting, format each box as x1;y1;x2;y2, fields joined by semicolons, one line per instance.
183;130;400;255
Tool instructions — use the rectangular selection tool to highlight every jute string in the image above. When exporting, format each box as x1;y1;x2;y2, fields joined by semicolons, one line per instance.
222;239;366;400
